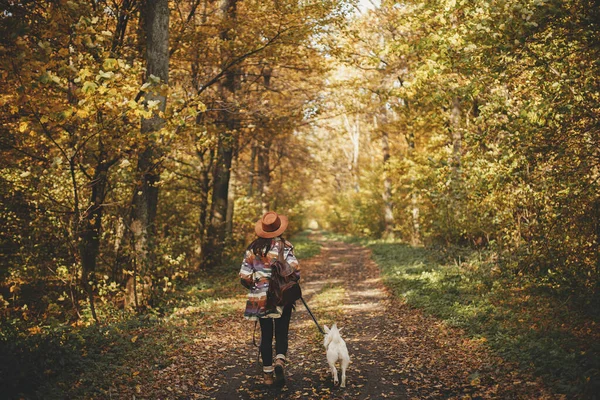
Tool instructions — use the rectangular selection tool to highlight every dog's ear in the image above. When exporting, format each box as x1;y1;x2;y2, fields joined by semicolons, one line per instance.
332;323;337;330
324;325;330;333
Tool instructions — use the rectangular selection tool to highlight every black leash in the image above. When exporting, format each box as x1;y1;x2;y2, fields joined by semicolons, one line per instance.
300;297;325;335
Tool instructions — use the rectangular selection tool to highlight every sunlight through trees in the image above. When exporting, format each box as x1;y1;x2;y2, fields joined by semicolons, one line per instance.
0;2;598;396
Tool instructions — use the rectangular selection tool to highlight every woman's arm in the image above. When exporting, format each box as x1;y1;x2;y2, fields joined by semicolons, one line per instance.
284;241;300;280
239;250;255;289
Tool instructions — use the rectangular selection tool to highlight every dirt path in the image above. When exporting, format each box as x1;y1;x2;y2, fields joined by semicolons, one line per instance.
146;236;554;399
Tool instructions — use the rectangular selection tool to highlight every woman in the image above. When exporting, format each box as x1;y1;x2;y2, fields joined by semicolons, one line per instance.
239;211;300;386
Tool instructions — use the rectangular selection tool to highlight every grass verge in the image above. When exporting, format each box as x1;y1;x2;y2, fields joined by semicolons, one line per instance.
290;229;322;259
321;232;599;397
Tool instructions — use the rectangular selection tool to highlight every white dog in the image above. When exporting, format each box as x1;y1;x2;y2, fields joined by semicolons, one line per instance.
323;324;350;387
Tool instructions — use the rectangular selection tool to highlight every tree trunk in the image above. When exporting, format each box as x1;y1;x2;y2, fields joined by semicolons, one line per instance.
191;2;212;254
248;142;257;196
594;197;600;288
257;141;271;213
111;0;135;52
446;96;462;242
450;97;462;186
78;160;112;323
343;113;360;192
202;0;239;267
203;126;235;267
112;216;126;282
256;67;273;213
405;129;421;245
381;128;395;239
197;148;214;249
225;158;236;238
130;0;169;302
411;191;421;246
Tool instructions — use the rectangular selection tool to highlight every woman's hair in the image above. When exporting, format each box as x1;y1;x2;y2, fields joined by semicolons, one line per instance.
248;235;285;257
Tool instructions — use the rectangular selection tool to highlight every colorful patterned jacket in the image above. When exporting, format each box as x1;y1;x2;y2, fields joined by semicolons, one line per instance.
239;238;300;320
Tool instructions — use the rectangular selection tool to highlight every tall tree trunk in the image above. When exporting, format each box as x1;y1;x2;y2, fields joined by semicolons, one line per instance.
405;129;421;245
343;113;360;192
131;0;169;302
226;160;236;238
450;97;462;185
410;191;420;246
192;2;212;255
381;129;395;239
203;0;239;267
79;159;113;323
256;67;273;213
595;198;600;288
197;148;214;249
203;116;236;267
248;142;257;196
442;96;462;244
257;140;271;213
446;96;462;242
112;216;126;282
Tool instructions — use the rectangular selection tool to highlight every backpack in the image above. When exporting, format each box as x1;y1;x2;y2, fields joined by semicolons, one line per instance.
267;241;301;307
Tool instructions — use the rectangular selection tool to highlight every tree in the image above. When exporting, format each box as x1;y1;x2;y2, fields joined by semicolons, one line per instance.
202;0;240;267
130;0;170;307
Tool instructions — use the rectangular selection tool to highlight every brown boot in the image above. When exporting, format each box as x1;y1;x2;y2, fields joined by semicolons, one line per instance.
263;372;274;386
274;358;285;386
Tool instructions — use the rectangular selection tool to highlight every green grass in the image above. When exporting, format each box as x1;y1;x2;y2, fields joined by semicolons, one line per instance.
365;240;599;397
290;229;322;259
319;230;364;245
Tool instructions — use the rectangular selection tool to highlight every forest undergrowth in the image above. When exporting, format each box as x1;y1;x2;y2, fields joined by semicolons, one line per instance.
0;232;321;399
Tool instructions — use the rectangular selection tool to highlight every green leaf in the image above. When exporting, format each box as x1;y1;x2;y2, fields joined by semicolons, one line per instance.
82;81;97;94
103;58;118;71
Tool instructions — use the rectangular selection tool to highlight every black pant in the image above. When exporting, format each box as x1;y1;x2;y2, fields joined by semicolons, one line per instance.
259;304;293;367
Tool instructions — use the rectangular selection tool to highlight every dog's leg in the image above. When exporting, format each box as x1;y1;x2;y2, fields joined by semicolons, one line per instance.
329;361;338;386
340;358;349;388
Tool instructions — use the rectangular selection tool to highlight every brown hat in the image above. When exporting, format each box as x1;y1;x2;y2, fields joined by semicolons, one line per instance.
255;211;288;238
